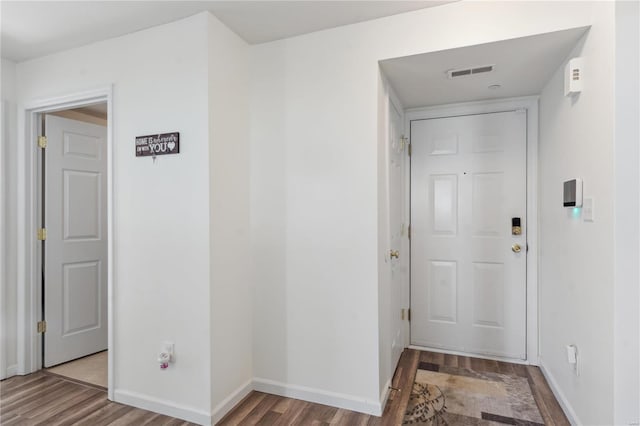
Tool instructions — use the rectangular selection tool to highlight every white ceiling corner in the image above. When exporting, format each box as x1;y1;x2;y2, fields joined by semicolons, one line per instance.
1;1;455;62
380;27;589;108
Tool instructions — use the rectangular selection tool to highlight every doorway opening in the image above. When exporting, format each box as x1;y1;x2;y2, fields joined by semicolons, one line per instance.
19;88;114;399
379;26;589;364
39;103;108;388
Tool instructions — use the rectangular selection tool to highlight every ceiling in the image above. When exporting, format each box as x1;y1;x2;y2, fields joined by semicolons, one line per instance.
1;1;454;63
380;27;589;109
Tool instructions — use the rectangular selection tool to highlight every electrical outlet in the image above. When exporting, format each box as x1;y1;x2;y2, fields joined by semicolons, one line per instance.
161;341;175;362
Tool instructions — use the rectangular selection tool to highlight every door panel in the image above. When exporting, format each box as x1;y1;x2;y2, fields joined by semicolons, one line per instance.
410;110;527;360
44;115;107;367
388;102;405;373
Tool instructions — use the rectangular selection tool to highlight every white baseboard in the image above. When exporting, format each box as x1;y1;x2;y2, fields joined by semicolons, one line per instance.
211;379;253;424
114;389;212;426
253;377;382;416
379;378;392;413
538;358;582;425
2;364;18;379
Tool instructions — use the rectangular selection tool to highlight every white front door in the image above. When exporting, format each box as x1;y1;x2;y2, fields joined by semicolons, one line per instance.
410;110;527;359
388;101;406;371
44;115;108;367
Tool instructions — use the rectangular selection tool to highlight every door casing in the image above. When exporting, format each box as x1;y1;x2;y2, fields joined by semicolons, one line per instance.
405;96;539;365
17;87;115;399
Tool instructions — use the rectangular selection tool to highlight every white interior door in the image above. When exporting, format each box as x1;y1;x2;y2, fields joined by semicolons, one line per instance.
389;101;406;371
410;110;527;359
44;115;108;367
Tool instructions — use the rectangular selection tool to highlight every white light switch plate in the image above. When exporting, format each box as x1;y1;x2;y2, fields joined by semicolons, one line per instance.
583;197;594;222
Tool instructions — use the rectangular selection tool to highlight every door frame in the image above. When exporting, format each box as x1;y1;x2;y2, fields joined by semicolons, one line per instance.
388;88;411;352
17;86;115;398
405;96;539;365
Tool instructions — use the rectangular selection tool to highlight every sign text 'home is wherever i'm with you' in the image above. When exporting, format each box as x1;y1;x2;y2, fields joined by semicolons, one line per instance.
135;132;180;157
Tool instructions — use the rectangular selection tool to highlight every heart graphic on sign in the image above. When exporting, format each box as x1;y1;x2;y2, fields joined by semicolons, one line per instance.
167;141;176;151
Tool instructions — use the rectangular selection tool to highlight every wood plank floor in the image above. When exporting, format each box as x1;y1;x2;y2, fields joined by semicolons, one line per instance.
0;371;198;426
218;349;570;426
0;349;569;425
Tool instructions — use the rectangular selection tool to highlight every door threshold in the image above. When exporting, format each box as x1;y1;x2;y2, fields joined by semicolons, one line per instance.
408;345;533;365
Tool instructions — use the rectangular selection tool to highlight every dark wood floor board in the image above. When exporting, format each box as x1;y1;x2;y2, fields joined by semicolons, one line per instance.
443;353;458;367
294;401;337;425
20;383;89;419
382;349;420;426
73;401;133;426
1;350;568;426
512;362;530;378
496;360;516;376
0;374;60;405
2;379;69;413
105;406;158;426
458;355;472;369
218;391;267;424
330;409;370;425
270;398;310;426
526;365;570;426
239;393;281;425
254;410;281;425
270;397;292;414
0;371;199;426
0;372;53;394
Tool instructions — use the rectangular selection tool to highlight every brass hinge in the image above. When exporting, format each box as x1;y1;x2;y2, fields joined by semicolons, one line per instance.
408;309;411;322
37;321;47;333
408;144;412;157
401;308;405;320
37;228;47;241
38;136;47;149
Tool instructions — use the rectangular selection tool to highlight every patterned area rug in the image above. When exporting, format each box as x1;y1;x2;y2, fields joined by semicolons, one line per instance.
404;362;545;425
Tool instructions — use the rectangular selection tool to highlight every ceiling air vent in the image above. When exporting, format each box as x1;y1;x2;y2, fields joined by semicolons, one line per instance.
447;64;495;79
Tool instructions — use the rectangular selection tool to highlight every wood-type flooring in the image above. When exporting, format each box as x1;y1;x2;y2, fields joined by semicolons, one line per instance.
0;349;569;425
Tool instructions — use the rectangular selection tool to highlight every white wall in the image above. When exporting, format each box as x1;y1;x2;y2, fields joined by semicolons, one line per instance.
207;13;253;422
538;3;616;424
249;0;600;414
1;58;18;380
614;1;640;424
15;13;213;421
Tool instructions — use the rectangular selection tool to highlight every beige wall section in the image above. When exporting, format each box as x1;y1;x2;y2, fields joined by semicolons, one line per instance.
48;109;107;126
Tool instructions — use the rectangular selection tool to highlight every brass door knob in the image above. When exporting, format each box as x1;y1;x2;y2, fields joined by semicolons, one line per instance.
512;244;521;253
390;250;400;259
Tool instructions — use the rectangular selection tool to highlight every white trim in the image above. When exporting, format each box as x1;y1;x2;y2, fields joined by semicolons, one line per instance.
17;87;115;401
253;377;383;416
405;96;540;365
5;364;18;378
379;377;392;414
409;345;531;365
538;358;581;425
114;389;212;426
1;101;4;381
211;379;253;424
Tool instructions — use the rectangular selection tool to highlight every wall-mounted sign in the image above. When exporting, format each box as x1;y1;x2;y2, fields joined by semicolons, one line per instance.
135;132;180;157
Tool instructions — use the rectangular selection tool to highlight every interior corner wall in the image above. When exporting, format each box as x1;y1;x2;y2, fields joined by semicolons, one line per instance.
538;3;616;424
614;1;640;424
249;0;599;414
1;58;18;380
15;13;213;421
206;12;253;422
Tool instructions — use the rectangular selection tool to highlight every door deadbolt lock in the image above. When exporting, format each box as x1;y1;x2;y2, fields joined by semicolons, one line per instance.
512;217;522;235
512;244;522;253
390;250;399;259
